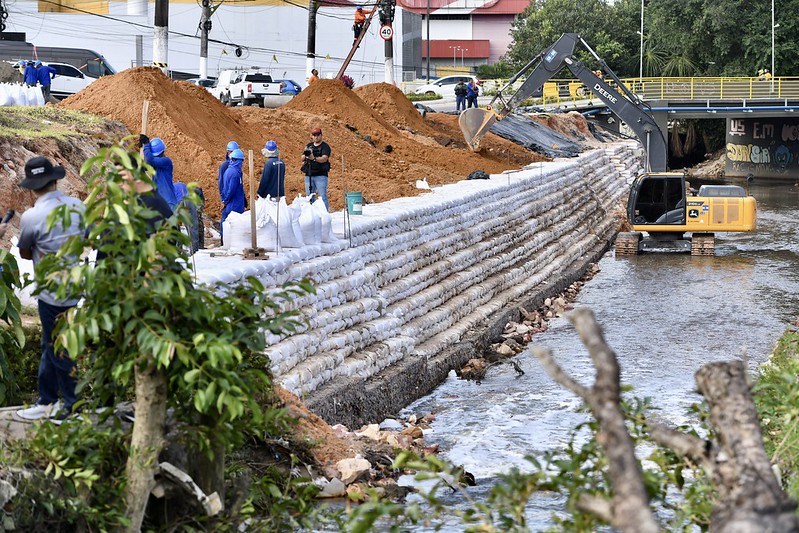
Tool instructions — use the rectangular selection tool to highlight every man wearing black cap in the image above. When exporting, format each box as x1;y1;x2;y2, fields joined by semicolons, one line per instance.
301;127;331;210
16;156;85;421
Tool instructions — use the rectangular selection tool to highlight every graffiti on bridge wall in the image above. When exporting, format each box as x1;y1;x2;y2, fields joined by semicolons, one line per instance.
726;118;799;178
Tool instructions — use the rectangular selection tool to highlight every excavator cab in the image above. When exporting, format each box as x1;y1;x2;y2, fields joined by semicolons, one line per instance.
617;172;757;255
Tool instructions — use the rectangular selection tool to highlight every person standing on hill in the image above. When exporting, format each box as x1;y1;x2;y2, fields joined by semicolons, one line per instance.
23;60;38;87
140;134;179;209
220;149;246;238
466;79;479;108
258;140;286;199
353;5;372;44
309;69;319;84
302;127;331;210
454;80;467;113
36;61;57;102
16;156;85;421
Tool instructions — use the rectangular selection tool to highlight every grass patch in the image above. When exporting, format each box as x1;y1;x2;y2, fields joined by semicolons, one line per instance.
0;106;106;138
406;93;442;102
753;328;799;501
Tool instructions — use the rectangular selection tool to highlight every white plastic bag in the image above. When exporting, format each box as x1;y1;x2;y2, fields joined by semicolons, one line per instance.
263;197;304;248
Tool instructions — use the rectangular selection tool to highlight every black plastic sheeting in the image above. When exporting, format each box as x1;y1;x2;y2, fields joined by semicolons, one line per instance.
488;113;582;159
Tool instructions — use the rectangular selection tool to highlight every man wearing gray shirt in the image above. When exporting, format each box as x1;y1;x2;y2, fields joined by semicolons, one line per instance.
16;156;84;421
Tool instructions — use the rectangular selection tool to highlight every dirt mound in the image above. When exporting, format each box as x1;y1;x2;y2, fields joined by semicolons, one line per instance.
354;82;432;132
58;68;546;216
537;112;599;145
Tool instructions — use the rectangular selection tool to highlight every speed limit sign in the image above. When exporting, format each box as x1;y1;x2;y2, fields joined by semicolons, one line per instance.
379;24;394;40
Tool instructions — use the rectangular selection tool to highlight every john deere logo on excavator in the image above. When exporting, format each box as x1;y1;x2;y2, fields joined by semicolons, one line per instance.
593;84;617;104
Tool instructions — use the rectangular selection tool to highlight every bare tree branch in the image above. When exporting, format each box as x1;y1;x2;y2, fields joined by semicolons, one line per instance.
530;346;590;399
576;494;614;523
649;422;709;464
534;309;659;533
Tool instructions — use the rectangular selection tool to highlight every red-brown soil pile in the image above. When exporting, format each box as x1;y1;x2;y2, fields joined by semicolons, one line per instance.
59;69;545;216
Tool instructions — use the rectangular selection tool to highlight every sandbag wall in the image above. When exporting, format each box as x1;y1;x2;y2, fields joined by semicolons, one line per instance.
194;142;644;426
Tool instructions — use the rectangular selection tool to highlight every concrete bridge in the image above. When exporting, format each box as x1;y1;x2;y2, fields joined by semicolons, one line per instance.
543;76;799;179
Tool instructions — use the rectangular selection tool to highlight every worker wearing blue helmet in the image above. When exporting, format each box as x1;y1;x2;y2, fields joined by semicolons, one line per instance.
258;140;286;199
219;148;246;240
23;60;38;87
218;140;239;198
139;134;179;209
36;61;57;102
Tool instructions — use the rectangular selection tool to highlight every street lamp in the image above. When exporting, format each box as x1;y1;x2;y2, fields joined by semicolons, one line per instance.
771;0;778;79
639;0;644;83
461;48;467;68
450;46;459;68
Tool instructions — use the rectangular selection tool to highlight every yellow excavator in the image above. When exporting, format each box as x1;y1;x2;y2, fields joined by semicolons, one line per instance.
620;172;757;255
458;33;757;255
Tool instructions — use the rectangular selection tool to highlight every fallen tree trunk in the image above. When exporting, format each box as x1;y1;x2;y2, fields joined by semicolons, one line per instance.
533;308;799;533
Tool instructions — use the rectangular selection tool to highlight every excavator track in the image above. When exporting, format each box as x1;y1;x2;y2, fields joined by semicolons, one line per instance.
615;232;642;255
691;233;715;256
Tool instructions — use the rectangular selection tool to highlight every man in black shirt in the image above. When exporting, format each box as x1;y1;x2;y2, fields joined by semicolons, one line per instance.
301;127;332;210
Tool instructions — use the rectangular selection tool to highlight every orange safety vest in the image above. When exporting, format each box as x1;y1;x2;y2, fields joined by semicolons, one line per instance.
354;8;371;24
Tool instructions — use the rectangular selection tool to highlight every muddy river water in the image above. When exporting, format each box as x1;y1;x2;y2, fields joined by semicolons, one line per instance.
398;179;799;529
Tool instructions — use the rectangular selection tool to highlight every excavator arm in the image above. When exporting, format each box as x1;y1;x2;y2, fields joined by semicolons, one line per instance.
459;33;667;172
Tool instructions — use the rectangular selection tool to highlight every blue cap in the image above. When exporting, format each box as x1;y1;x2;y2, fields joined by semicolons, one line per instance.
230;149;245;160
226;141;239;151
34;60;42;66
265;140;277;151
149;137;166;155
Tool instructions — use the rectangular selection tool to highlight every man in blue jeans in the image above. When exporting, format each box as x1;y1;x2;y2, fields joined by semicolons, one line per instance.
16;156;85;421
302;127;332;210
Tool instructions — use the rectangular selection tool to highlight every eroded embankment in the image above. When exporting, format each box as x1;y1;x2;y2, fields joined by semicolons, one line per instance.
193;142;644;427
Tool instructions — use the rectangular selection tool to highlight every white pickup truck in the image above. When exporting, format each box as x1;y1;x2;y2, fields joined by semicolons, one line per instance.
211;69;293;108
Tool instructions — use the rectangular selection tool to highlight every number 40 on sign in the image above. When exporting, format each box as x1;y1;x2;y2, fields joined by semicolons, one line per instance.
379;25;394;40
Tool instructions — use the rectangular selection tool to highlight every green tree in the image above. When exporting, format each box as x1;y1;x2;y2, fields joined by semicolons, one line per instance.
35;141;311;530
0;249;25;405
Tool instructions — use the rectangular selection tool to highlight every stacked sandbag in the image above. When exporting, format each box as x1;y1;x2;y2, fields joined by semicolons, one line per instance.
0;83;44;106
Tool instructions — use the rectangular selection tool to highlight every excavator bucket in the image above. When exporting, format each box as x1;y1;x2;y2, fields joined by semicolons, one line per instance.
459;107;499;151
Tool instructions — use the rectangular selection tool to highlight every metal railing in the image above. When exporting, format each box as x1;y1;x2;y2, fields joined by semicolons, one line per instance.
539;76;799;106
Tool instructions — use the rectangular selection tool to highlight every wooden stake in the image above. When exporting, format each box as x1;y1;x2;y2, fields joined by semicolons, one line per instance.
243;149;267;260
249;150;256;249
141;100;150;135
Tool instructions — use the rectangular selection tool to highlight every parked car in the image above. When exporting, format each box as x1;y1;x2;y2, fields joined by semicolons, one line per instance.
185;77;215;90
414;75;479;97
276;79;302;95
46;62;96;99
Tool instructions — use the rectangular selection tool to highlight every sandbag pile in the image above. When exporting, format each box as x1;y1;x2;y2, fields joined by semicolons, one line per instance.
221;196;336;252
0;83;45;106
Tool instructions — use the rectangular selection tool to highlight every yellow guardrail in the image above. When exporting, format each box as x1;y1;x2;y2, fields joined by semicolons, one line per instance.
540;76;799;106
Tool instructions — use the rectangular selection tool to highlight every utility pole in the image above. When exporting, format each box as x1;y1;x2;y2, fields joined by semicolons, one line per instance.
306;0;318;81
379;0;396;84
199;0;211;79
425;0;430;80
153;0;169;74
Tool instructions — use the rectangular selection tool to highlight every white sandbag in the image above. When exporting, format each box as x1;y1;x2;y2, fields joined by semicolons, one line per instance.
311;197;336;242
13;85;28;106
0;87;13;107
296;197;322;245
264;197;304;248
255;217;279;251
222;210;251;251
27;86;44;106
